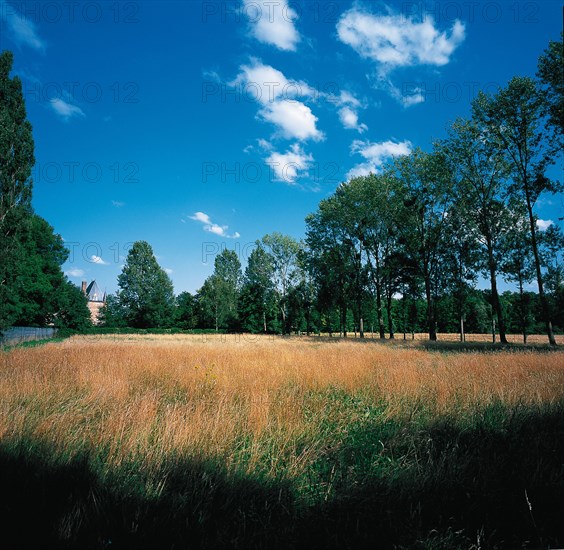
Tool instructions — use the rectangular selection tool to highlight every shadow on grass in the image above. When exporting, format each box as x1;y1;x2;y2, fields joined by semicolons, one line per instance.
1;405;563;549
304;335;562;354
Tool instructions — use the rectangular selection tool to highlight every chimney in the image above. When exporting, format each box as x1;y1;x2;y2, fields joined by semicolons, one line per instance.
81;281;87;294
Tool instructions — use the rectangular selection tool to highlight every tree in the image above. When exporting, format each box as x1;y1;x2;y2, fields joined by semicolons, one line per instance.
117;241;175;328
262;233;300;334
176;291;196;329
54;280;92;331
0;50;35;330
392;149;455;341
239;242;277;333
474;78;562;345
500;215;536;343
98;294;128;328
196;250;241;331
537;33;564;137
6;214;90;329
438;203;481;341
352;173;401;339
441;116;513;343
306;199;357;337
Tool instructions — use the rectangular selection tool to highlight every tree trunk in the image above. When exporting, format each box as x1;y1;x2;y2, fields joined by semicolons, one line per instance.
486;239;508;344
460;316;465;342
375;255;386;339
525;190;557;345
518;273;527;344
280;306;286;335
386;289;394;339
424;274;437;341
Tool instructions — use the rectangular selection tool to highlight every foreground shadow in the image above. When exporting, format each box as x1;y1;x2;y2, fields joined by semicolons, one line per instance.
1;406;563;549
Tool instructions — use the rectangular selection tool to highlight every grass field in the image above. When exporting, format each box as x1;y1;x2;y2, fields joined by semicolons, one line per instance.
1;335;563;549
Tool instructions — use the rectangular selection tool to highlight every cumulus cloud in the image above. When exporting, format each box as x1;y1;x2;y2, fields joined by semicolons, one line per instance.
232;60;323;142
242;0;301;51
337;6;464;106
50;98;85;120
1;0;46;51
189;212;240;239
337;8;465;70
266;143;313;184
90;255;109;265
536;219;553;231
328;90;368;132
164;268;173;275
259;100;323;141
65;268;85;278
338;106;368;133
347;139;412;179
233;59;313;104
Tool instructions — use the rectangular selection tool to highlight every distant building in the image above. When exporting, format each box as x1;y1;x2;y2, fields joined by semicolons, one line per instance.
81;280;106;324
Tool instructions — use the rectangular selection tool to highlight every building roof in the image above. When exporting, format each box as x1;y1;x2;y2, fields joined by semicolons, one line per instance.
85;280;105;302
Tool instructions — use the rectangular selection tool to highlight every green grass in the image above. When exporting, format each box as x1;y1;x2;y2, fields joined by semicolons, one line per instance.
1;399;563;549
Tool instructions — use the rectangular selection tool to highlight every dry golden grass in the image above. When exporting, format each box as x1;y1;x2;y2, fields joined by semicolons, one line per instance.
1;334;563;484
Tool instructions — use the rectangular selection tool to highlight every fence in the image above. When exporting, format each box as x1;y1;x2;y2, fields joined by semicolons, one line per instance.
0;327;58;346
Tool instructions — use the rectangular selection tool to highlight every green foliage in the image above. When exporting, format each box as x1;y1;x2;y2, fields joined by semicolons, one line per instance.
238;243;278;333
53;280;92;331
0;50;35;330
196;249;242;331
175;291;197;329
98;293;128;328
117;241;176;328
537;32;564;137
262;233;301;333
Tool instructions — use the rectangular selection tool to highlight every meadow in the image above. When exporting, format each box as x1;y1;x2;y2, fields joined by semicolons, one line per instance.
1;334;563;549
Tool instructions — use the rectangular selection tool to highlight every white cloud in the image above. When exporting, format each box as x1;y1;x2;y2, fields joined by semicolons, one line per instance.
242;0;301;51
257;138;273;151
381;77;426;107
536;219;553;231
348;139;412;179
266;143;313;184
90;255;109;265
190;211;212;224
111;200;125;207
189;212;240;239
328;89;369;132
337;8;465;70
336;90;361;108
1;0;46;51
260;100;323;141
232;60;323;142
338;106;368;133
50;98;85;120
233;59;313;105
65;268;85;278
164;268;173;275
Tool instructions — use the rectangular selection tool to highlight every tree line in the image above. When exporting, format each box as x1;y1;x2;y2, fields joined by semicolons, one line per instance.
1;37;562;343
103;35;563;344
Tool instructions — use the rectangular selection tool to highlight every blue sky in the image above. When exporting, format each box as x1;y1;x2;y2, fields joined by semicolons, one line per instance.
1;0;562;295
